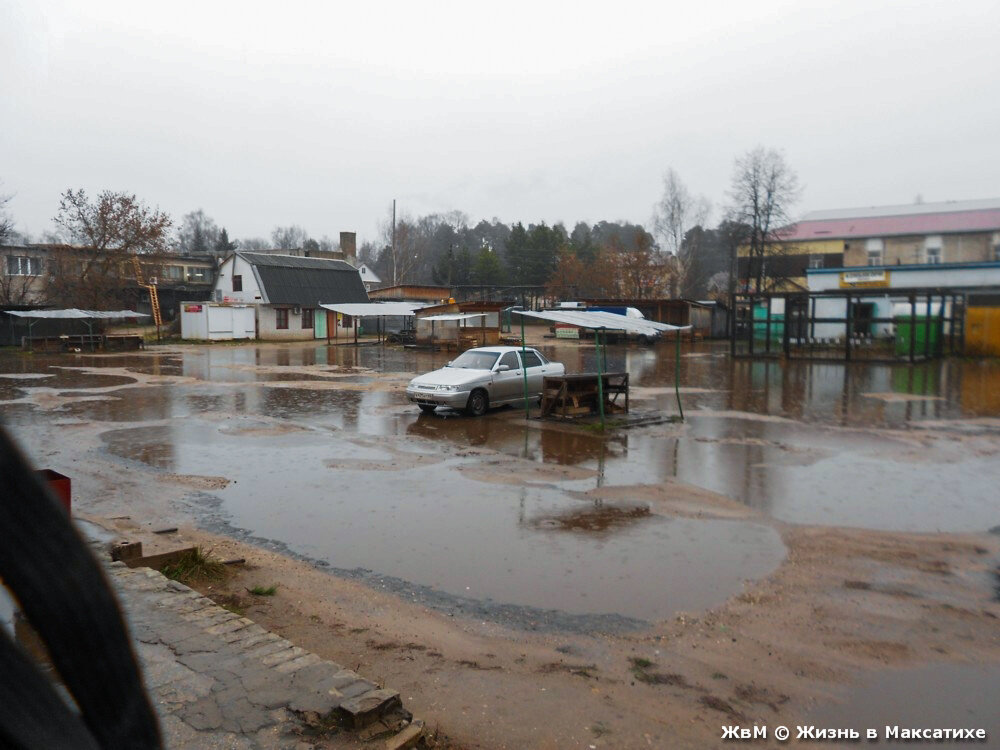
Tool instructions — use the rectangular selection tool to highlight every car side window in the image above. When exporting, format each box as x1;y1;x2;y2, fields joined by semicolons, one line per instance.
522;350;543;368
498;352;520;370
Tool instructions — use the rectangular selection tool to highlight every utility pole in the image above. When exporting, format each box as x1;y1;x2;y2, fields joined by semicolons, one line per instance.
391;199;397;286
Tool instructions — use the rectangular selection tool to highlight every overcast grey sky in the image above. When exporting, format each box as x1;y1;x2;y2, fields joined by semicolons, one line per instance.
2;0;998;247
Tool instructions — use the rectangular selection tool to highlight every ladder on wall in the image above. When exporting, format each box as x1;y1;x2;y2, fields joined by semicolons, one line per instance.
131;256;163;328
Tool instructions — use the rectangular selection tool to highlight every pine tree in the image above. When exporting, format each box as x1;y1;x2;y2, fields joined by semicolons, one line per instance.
213;228;238;256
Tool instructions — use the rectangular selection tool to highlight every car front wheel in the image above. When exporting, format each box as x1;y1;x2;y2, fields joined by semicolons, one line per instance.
465;389;488;417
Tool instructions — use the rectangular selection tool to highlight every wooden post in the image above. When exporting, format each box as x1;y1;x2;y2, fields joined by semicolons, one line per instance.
674;328;684;421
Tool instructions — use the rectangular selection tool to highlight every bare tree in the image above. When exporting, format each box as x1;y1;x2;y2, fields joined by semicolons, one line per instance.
0;189;13;246
239;237;269;252
728;147;800;292
379;205;427;285
271;225;308;251
48;189;172;308
54;189;172;253
652;168;710;297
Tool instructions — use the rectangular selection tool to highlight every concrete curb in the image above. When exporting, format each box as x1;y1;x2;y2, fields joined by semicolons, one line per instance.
105;560;414;749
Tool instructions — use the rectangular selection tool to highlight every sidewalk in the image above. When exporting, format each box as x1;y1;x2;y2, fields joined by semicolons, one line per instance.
106;561;418;749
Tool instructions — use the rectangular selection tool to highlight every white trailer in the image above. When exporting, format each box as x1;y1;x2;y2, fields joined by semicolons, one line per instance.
180;302;256;340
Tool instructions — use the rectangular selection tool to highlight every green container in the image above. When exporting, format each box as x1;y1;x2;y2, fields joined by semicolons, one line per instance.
894;316;942;357
752;304;784;343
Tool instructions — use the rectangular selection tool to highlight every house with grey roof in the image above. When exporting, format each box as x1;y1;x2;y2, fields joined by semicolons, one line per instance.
193;251;369;340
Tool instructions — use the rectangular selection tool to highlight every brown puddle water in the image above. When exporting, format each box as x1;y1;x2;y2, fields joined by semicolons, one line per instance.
4;342;1000;626
100;420;783;624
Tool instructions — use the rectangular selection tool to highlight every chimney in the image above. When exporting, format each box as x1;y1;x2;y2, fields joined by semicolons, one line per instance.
340;232;357;260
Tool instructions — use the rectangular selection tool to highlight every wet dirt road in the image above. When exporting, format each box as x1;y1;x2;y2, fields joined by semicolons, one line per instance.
2;340;999;748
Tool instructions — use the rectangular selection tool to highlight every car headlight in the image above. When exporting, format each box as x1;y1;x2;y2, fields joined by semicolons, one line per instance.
436;384;460;392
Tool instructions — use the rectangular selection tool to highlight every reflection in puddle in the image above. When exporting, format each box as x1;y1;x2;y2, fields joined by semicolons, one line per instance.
102;421;785;622
529;504;651;533
8;341;1000;624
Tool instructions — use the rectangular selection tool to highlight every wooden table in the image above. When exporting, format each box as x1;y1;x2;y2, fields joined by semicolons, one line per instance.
540;372;629;418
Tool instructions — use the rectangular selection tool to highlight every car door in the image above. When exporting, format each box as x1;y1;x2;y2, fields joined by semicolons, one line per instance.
521;349;549;394
492;351;523;402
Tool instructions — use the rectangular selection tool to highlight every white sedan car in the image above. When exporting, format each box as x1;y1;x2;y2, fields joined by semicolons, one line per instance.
406;346;565;416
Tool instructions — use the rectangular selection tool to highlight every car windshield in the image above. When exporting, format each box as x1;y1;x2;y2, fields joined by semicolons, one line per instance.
447;351;500;370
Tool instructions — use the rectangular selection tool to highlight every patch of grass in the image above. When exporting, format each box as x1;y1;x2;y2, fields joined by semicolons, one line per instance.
538;662;598;679
699;695;745;720
590;721;612;737
160;547;227;584
366;639;402;651
216;595;246;617
735;683;789;712
456;659;502;671
844;579;872;590
712;672;728;680
580;418;628;433
629;656;687;686
635;670;687;686
247;584;277;596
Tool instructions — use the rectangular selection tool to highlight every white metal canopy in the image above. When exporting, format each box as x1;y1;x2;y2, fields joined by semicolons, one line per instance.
418;313;488;322
319;302;423;317
513;309;690;335
5;309;151;319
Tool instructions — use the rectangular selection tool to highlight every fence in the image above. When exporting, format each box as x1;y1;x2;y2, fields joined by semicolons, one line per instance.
730;288;970;363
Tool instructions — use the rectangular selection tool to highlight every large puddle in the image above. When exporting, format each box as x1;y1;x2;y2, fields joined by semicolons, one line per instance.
4;341;1000;625
100;421;783;624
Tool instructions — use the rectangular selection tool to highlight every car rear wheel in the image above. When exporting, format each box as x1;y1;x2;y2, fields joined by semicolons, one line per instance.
418;404;436;414
465;389;488;417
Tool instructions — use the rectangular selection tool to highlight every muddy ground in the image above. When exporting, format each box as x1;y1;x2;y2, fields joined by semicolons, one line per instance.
2;340;1000;748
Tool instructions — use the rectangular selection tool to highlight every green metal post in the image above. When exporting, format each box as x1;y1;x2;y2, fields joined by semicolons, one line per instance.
596;328;606;429
674;328;684;421
521;313;529;419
